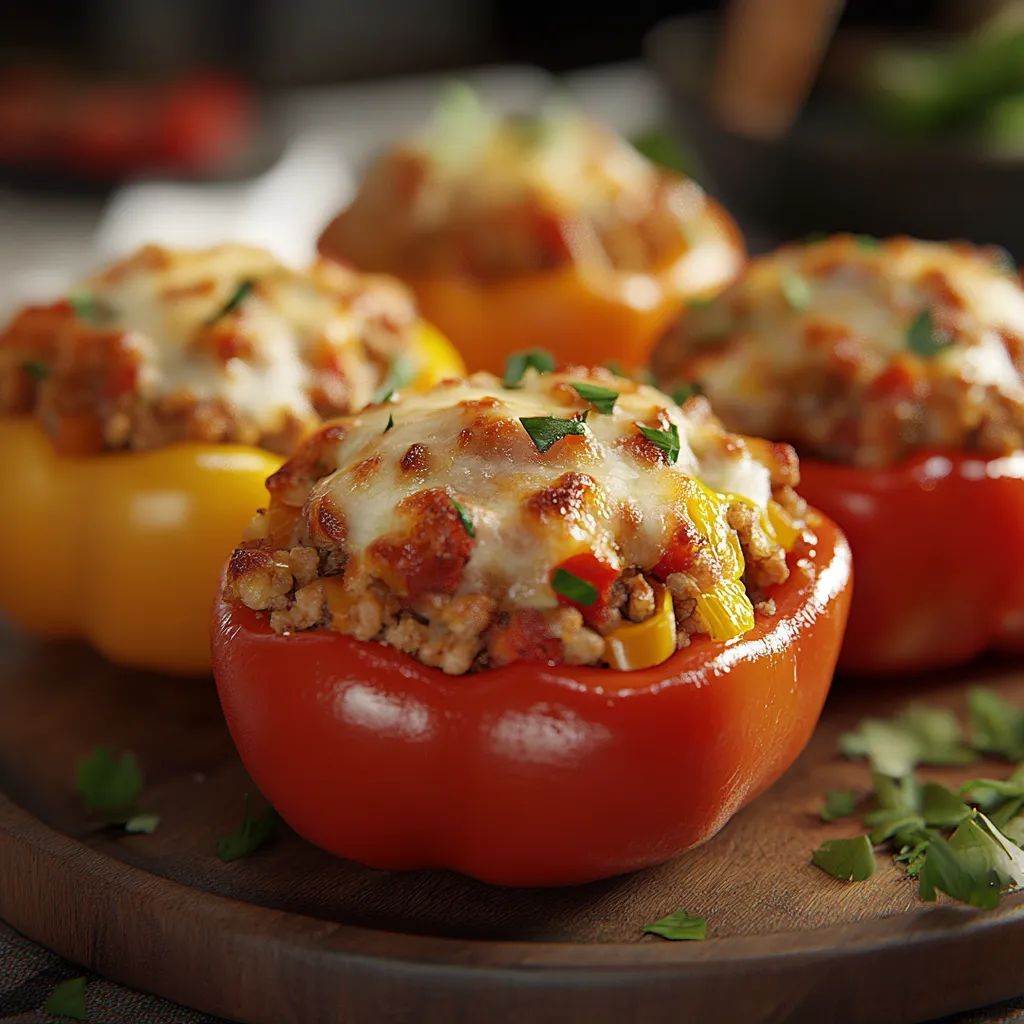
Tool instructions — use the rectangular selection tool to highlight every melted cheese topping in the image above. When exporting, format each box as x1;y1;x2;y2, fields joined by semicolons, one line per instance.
296;370;774;610
652;235;1024;459
86;244;418;434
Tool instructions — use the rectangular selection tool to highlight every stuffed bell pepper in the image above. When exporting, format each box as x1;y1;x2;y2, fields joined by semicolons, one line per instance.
652;233;1024;675
0;243;464;674
317;85;745;375
212;364;851;885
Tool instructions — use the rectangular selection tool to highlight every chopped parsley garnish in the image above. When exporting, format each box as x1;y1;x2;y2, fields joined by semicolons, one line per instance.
820;789;858;822
451;497;475;537
642;910;707;941
811;835;877;882
208;278;256;324
687;295;713;310
384;414;394;433
604;361;628;378
638;422;681;464
571;381;618;414
217;793;279;862
124;812;161;835
968;687;1024;762
854;234;882;250
519;415;588;453
21;359;49;382
551;568;599;607
373;355;416;404
504;348;557;388
672;382;703;404
76;746;143;813
69;289;113;324
44;977;87;1020
630;129;693;177
781;270;813;311
906;308;950;358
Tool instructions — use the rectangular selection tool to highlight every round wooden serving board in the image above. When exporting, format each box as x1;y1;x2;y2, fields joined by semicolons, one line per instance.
3;623;1024;1024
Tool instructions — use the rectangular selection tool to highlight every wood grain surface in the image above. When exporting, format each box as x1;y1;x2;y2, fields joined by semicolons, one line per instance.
3;621;1024;1024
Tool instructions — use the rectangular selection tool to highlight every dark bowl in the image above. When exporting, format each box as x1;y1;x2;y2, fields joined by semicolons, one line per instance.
645;15;1024;257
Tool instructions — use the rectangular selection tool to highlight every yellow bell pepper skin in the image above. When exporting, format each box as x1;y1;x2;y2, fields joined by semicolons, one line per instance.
604;585;677;671
0;418;280;676
410;321;466;389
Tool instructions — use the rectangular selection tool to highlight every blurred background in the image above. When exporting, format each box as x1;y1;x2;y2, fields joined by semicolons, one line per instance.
1;0;1023;309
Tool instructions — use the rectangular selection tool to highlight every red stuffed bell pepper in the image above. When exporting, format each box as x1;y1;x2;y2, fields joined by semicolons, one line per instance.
652;232;1024;675
212;364;851;886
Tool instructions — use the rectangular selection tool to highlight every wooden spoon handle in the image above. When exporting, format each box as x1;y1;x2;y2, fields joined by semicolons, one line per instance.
710;0;846;140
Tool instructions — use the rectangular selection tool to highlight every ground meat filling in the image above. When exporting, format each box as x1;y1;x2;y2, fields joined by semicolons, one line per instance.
0;244;423;456
224;370;810;675
652;234;1024;469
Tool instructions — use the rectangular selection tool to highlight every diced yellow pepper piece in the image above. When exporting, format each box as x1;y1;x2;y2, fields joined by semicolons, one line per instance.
695;577;756;643
767;499;801;552
605;585;678;671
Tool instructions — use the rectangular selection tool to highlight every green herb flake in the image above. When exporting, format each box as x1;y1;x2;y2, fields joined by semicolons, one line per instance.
687;295;713;309
637;422;681;465
551;568;599;607
968;687;1024;762
920;781;972;829
781;270;813;311
840;705;975;776
672;382;703;405
217;793;279;863
451;497;475;537
820;789;858;822
76;746;143;813
811;835;877;882
906;308;950;358
68;289;113;325
519;415;588;453
43;976;87;1021
21;359;49;382
208;279;255;324
384;414;394;434
854;234;882;250
642;910;707;941
604;361;628;378
504;348;557;388
630;129;693;176
917;816;1017;909
571;381;618;414
373;355;416;405
124;812;161;835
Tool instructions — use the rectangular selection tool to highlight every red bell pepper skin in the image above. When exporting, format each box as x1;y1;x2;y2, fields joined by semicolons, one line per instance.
212;513;851;887
797;451;1024;675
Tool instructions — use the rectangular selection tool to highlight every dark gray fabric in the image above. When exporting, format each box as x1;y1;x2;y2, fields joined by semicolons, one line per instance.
2;917;1022;1023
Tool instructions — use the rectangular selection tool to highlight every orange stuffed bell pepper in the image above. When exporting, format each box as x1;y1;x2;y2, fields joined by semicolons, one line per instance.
652;232;1024;675
0;243;463;675
317;84;745;375
211;363;850;885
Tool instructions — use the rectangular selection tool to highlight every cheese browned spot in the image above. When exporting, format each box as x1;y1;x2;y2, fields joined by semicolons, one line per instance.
652;234;1024;468
226;368;810;675
0;243;430;455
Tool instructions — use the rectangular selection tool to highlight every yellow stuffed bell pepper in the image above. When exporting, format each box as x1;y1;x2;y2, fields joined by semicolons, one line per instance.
317;85;745;374
0;244;463;675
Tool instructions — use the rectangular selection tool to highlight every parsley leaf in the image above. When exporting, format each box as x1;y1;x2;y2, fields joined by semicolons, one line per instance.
76;746;143;813
504;348;557;387
855;234;882;250
642;910;707;941
571;381;618;414
820;789;858;822
450;497;475;537
968;687;1024;762
630;129;693;176
373;355;416;404
519;415;588;453
919;781;972;830
43;977;87;1020
781;270;813;310
637;422;681;464
687;295;713;309
604;361;628;378
217;794;279;862
672;382;703;404
124;812;161;835
551;568;599;607
840;706;975;776
811;835;876;881
384;414;394;433
208;279;255;324
68;290;113;324
906;308;950;358
21;359;49;381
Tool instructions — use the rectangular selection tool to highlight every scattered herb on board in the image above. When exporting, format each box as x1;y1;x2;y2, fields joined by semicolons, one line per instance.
571;381;618;414
813;688;1024;907
43;976;87;1020
21;359;49;381
504;348;557;388
551;568;599;607
519;415;588;453
451;497;475;537
75;746;159;832
637;423;681;464
218;793;279;862
207;279;255;324
642;910;707;941
906;309;950;358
